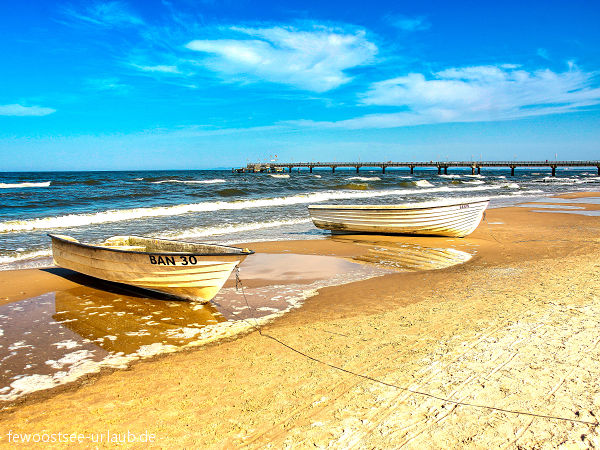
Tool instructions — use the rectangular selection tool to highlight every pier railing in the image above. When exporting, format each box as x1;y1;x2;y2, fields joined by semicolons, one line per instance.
235;160;600;176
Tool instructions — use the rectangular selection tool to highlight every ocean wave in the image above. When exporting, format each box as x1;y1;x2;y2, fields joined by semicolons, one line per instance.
438;174;461;179
502;183;520;189
414;180;434;187
535;177;580;184
159;218;312;240
462;180;485;185
347;176;381;181
581;177;600;183
51;180;102;186
217;188;247;197
0;185;503;233
335;183;370;190
0;249;52;264
269;174;290;178
151;179;227;184
0;182;51;189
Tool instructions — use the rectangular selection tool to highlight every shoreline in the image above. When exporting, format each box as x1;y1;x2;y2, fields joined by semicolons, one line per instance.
1;192;600;447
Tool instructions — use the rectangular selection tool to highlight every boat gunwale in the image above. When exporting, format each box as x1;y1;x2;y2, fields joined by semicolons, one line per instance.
308;199;490;211
48;234;255;257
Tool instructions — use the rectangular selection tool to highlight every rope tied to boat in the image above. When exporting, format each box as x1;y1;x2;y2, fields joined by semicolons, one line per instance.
235;265;241;292
230;259;598;427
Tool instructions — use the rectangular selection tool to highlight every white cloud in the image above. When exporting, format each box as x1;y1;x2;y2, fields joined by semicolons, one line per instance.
0;104;56;117
86;77;129;92
287;64;600;129
131;64;181;74
390;15;431;32
537;48;550;60
63;1;143;27
185;25;377;92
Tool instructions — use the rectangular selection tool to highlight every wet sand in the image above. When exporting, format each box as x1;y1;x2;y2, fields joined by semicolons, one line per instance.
1;193;600;448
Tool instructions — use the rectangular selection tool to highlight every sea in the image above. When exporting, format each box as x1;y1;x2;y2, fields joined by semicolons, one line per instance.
1;167;600;270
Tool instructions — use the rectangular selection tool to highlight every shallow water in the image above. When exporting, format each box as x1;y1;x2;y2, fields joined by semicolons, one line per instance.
0;243;478;403
530;210;600;216
0;253;390;402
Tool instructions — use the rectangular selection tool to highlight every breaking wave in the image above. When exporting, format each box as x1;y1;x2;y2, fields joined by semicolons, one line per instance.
151;179;226;184
0;185;505;234
347;176;381;181
159;218;312;240
0;182;51;189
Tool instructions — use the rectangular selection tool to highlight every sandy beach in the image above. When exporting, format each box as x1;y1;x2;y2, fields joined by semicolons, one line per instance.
1;193;600;448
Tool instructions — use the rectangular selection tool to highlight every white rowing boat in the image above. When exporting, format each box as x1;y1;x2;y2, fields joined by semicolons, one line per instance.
308;198;489;238
49;234;253;302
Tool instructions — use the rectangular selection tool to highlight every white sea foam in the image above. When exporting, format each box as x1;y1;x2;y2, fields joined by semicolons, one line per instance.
0;249;52;264
462;180;485;185
438;174;461;179
535;177;581;184
152;179;226;184
159;218;312;240
0;185;505;234
414;180;434;187
502;183;520;189
269;174;290;178
8;341;32;351
52;340;81;350
347;176;381;181
311;174;322;178
46;350;96;369
165;327;204;339
0;181;51;189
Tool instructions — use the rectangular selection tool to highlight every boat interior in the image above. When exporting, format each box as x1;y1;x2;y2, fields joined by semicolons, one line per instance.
51;234;251;255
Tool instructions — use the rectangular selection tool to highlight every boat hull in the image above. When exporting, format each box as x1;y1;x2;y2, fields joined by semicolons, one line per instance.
308;199;489;238
49;235;252;302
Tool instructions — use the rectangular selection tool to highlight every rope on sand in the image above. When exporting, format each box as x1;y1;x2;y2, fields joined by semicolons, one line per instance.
233;267;599;427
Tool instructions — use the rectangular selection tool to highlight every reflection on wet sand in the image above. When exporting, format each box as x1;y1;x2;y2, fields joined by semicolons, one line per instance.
54;287;226;354
330;235;474;272
0;253;390;403
354;244;472;271
0;246;474;404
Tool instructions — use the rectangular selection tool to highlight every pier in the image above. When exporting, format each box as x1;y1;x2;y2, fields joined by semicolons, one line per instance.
234;160;600;176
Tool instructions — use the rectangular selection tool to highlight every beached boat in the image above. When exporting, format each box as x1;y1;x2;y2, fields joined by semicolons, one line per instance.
308;198;489;238
48;234;253;302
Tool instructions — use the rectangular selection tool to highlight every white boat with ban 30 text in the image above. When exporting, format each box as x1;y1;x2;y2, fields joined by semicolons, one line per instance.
49;234;253;302
308;198;489;238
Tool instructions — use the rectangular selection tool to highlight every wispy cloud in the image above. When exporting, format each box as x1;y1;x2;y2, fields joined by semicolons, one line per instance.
63;1;143;27
286;64;600;129
388;14;431;32
85;77;129;92
537;48;550;60
131;64;181;74
185;25;378;92
0;104;56;117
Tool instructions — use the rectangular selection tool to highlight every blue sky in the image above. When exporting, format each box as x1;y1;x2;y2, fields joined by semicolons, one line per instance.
1;0;599;170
